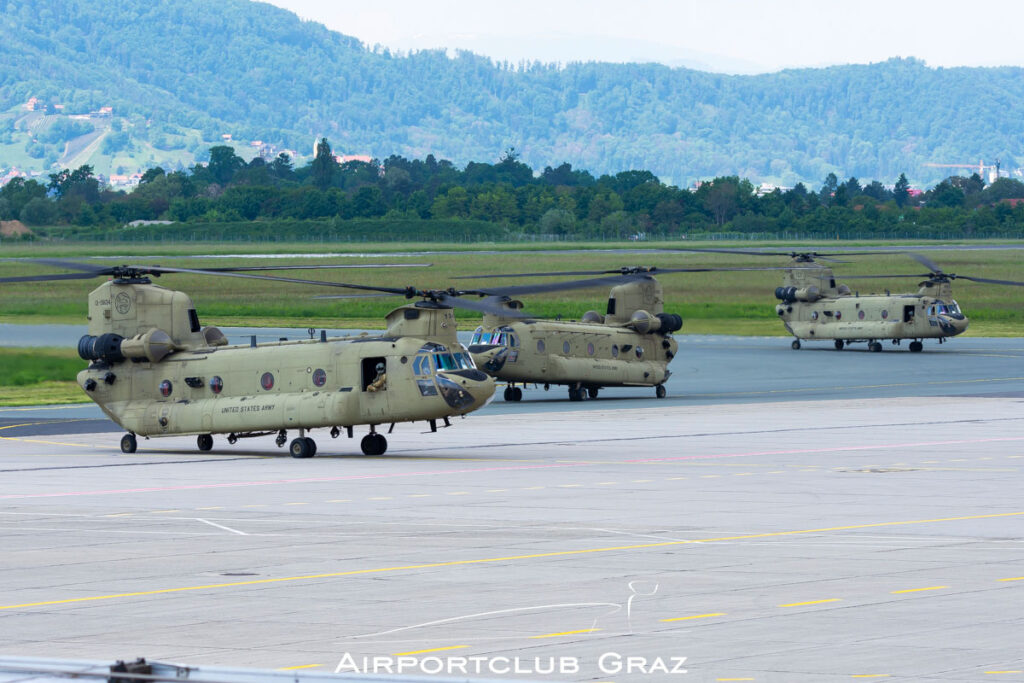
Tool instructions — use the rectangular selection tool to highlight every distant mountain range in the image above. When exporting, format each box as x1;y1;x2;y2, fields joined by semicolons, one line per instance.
1;0;1022;186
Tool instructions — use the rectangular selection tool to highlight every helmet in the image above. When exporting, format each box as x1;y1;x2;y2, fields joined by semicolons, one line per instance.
375;362;385;372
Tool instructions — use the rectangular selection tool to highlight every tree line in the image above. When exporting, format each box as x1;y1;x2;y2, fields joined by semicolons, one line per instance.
2;140;1023;241
3;0;1022;186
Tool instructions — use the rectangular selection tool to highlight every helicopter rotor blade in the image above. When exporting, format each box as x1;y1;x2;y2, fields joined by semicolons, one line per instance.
840;273;934;280
905;251;944;273
472;273;644;297
0;271;110;283
954;275;1024;287
195;263;432;272
434;293;533;318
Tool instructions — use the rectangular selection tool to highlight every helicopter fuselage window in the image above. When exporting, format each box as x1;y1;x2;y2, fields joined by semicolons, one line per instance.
362;357;387;391
562;341;570;354
537;340;545;353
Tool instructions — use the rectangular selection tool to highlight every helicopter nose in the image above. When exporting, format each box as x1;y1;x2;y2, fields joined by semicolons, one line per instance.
436;370;496;412
950;316;969;335
467;345;509;373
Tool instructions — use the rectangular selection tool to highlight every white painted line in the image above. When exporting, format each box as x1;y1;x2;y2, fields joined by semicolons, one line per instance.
195;518;248;535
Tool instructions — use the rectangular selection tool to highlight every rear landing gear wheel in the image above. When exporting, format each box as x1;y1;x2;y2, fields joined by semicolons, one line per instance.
869;341;883;352
791;340;801;350
834;339;845;350
503;386;513;401
289;437;314;458
656;384;667;399
360;433;387;455
568;385;585;401
909;341;923;352
197;434;213;452
513;387;523;401
587;386;599;399
120;433;137;454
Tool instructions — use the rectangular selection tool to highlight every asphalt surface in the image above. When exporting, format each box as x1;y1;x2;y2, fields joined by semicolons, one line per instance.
1;335;1023;682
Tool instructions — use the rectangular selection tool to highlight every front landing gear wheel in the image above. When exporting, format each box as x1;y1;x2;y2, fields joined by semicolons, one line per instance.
655;384;667;399
909;341;923;352
834;339;845;350
197;434;213;451
869;341;883;352
513;387;523;401
360;433;387;456
588;386;599;399
503;386;513;401
568;385;586;401
791;339;801;350
120;433;137;454
289;437;315;458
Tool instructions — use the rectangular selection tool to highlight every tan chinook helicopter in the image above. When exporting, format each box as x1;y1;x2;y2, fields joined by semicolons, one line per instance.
682;248;1024;352
455;265;788;401
1;260;506;457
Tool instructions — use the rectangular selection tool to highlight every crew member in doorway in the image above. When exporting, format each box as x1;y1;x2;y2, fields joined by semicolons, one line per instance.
368;361;387;392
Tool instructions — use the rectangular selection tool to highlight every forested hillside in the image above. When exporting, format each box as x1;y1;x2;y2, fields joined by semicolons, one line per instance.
1;0;1022;186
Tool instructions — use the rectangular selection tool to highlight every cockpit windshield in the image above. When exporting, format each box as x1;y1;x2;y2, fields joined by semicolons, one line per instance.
414;342;476;375
929;301;962;316
469;327;519;347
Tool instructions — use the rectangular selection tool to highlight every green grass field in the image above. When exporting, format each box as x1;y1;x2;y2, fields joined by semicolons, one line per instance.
0;348;87;405
1;241;1021;330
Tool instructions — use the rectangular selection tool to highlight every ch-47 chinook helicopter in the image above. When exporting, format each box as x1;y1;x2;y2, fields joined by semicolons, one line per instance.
679;248;1024;352
454;264;787;401
0;260;509;457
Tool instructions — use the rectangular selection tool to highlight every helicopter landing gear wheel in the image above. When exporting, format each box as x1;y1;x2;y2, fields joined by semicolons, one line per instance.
568;385;585;401
834;339;844;350
869;341;883;352
909;341;923;352
656;384;667;399
120;433;137;454
360;433;387;456
197;434;213;452
513;386;523;401
503;386;513;401
791;339;801;350
588;386;599;399
289;437;315;458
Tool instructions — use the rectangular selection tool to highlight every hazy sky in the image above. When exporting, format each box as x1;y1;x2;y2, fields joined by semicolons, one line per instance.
263;0;1024;73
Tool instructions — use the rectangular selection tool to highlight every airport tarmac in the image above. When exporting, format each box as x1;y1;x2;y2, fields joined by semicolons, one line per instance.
1;339;1023;682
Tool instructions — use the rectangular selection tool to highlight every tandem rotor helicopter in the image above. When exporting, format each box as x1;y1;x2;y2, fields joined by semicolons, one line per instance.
679;248;1024;352
0;259;531;457
454;264;793;401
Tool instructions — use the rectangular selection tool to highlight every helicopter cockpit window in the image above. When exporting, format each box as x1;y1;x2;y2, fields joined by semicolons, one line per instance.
470;327;485;344
188;309;201;333
413;354;434;376
433;352;460;372
945;301;961;315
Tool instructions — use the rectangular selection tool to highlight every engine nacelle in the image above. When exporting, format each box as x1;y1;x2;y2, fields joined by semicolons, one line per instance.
628;311;682;334
79;328;177;365
120;328;176;363
775;286;821;303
